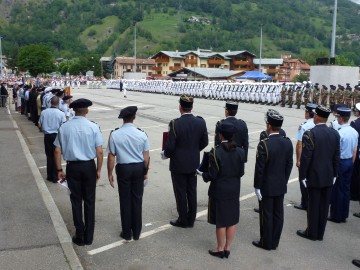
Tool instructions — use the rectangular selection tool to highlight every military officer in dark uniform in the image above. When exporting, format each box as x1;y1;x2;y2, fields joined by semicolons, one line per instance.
200;122;245;259
254;109;287;214
162;95;208;228
252;112;293;251
54;98;104;246
351;103;360;205
215;101;249;162
107;106;150;240
296;105;340;241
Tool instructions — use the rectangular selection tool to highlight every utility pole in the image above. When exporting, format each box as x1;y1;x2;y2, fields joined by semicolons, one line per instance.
330;0;337;58
259;25;263;72
0;36;3;79
134;23;137;72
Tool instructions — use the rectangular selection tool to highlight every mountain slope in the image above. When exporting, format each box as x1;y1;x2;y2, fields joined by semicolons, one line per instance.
0;0;359;65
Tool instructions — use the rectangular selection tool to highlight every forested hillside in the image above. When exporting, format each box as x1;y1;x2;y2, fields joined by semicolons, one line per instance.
0;0;360;66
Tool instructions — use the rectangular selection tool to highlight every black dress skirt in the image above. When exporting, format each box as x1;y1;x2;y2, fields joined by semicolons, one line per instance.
208;197;239;228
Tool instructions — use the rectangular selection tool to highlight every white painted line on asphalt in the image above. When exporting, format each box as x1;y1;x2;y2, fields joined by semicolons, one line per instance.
88;177;299;256
10;113;84;270
27;135;43;139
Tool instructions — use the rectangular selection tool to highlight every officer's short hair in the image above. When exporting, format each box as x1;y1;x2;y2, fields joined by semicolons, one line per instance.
227;109;237;116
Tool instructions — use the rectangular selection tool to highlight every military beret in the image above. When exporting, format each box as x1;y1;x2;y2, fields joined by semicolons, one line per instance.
179;95;194;108
62;95;73;101
219;122;237;135
339;85;344;90
69;98;93;109
336;107;351;117
322;85;328;90
305;103;317;112
330;85;336;90
346;85;352;90
118;106;137;119
315;105;331;118
355;85;360;90
225;101;238;111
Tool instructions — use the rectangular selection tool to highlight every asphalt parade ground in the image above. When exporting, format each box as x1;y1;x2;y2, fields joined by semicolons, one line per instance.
3;86;360;270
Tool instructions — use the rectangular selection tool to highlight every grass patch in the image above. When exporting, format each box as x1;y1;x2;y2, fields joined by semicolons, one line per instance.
80;15;120;51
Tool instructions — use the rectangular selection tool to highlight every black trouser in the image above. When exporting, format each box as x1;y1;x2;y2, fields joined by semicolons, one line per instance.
171;172;197;226
44;133;57;182
116;163;144;239
67;160;96;243
350;159;360;201
307;186;332;240
259;195;284;249
300;180;308;209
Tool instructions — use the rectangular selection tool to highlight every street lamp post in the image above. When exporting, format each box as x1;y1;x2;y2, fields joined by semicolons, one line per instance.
330;0;337;58
0;36;4;79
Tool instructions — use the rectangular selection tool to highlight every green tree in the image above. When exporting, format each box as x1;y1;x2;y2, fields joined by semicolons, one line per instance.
68;61;82;75
293;74;309;83
335;55;355;66
17;44;55;76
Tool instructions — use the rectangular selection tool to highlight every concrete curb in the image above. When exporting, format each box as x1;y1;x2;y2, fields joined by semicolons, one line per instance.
9;113;83;270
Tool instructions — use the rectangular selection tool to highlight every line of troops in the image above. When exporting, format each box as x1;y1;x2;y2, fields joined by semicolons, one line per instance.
9;81;360;266
106;79;360;111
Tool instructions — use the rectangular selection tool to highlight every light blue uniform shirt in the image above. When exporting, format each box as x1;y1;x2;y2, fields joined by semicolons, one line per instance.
54;116;104;161
39;108;66;134
296;118;315;141
107;123;150;164
338;124;359;159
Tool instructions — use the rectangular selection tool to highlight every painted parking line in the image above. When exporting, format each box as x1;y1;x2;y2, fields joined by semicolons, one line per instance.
88;177;299;256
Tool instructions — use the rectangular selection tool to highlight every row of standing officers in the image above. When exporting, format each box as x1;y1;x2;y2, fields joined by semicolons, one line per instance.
36;92;360;263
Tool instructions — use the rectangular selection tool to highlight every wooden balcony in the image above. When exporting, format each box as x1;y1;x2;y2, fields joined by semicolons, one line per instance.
266;69;280;73
155;58;169;63
169;66;182;71
233;60;249;65
151;66;162;71
152;73;162;77
184;58;197;64
208;59;225;65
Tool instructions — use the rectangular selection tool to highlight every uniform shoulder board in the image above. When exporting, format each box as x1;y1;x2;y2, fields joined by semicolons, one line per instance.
284;136;291;140
261;137;269;142
114;127;119;131
196;115;204;119
137;128;145;132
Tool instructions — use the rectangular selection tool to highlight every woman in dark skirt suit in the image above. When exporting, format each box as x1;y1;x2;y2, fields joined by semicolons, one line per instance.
200;122;245;259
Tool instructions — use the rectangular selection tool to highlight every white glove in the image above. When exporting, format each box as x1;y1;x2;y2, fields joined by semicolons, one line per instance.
255;189;262;201
160;151;167;160
144;178;149;187
333;177;337;185
301;179;307;188
196;169;203;176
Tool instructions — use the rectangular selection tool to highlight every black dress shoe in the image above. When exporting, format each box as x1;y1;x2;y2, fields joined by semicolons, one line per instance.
327;217;342;223
254;208;259;213
252;241;271;251
296;230;316;241
120;232;131;241
353;212;360;218
353;259;360;268
224;250;230;258
294;204;307;211
170;220;188;228
72;236;85;246
208;250;224;259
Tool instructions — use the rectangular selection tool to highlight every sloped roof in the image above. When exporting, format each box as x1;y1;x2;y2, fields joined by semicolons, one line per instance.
253;58;283;65
150;51;186;59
